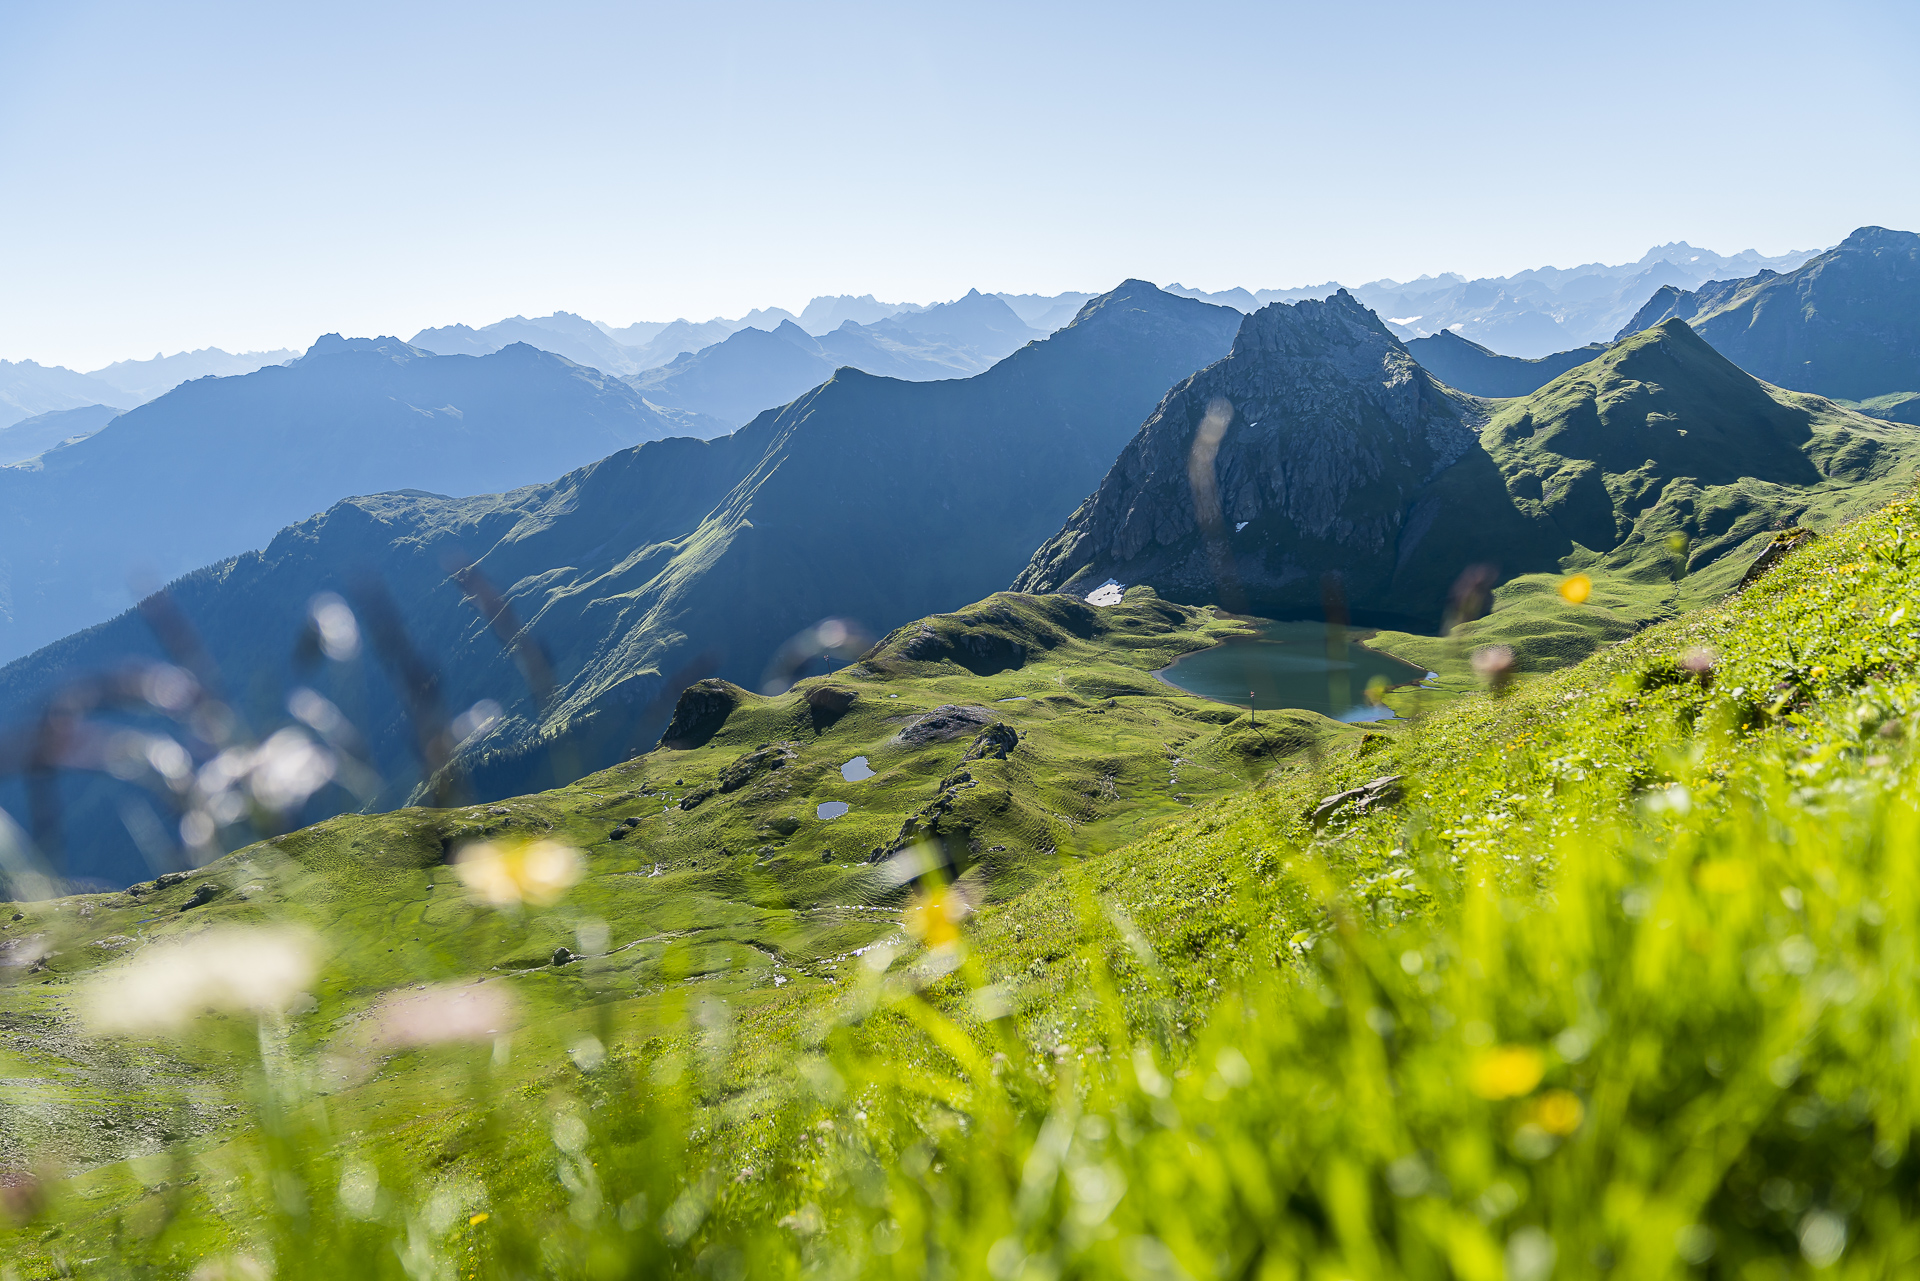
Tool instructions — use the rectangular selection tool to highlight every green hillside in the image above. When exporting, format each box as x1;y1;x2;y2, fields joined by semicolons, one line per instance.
9;475;1920;1276
0;591;1362;1171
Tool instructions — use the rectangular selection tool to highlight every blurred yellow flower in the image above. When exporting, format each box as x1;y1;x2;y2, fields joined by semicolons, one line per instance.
1470;1045;1545;1099
469;1212;490;1226
1529;1089;1585;1135
904;885;965;949
1695;859;1752;894
454;839;584;908
1558;574;1593;605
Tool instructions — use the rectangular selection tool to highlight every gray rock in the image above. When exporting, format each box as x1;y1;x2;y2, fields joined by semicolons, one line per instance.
894;705;996;745
1310;774;1405;828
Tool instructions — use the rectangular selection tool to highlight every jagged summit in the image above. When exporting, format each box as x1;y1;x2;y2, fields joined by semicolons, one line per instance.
1014;292;1497;623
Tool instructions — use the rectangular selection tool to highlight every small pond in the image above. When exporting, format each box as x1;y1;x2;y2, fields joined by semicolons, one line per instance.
817;801;850;820
1154;619;1429;722
840;756;874;782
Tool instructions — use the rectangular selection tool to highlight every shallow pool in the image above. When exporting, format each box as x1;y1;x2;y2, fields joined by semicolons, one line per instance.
840;756;873;782
1154;620;1428;722
817;801;850;820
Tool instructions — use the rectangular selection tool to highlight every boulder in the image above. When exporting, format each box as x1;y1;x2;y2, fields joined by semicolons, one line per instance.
1309;775;1405;828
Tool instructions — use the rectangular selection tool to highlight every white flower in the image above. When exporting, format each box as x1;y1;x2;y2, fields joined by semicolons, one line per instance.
83;926;318;1034
368;982;517;1047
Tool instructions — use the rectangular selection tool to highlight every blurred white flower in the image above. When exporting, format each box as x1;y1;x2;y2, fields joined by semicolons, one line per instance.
248;727;336;810
368;982;517;1047
84;927;318;1034
308;592;361;661
453;839;584;908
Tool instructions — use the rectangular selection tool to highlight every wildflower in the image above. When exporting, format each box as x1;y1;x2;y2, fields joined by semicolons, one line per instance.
83;927;317;1034
1470;645;1516;693
368;982;517;1047
905;884;967;949
469;1212;490;1227
1470;1045;1545;1099
1558;574;1593;604
1529;1089;1585;1135
453;839;584;908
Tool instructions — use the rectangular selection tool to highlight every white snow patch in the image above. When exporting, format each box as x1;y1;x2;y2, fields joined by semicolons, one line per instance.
1085;580;1125;607
1235;521;1249;532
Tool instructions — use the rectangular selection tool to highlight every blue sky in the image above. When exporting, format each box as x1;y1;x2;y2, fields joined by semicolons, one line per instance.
2;0;1915;367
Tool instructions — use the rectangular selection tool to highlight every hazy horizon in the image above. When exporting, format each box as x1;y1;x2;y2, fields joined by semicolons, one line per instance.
3;0;1914;368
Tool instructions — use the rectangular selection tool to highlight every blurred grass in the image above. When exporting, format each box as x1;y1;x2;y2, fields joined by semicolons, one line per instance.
9;492;1920;1276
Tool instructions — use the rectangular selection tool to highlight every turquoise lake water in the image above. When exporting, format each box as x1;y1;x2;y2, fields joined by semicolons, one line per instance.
1153;619;1430;722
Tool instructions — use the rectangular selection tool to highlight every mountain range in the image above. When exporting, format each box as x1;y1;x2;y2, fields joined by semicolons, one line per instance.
6;231;1919;890
0;283;1240;886
0;338;726;665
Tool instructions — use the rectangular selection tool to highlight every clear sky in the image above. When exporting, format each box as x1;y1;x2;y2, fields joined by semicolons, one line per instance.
2;0;1915;369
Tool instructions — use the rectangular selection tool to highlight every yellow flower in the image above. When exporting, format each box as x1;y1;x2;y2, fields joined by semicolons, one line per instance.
904;885;965;949
1470;1045;1545;1099
469;1212;490;1226
454;839;584;908
1695;859;1752;894
1529;1089;1585;1135
1557;574;1593;605
1810;665;1828;680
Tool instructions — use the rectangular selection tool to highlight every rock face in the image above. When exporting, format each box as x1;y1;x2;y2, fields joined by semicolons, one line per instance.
1015;292;1548;624
1616;226;1920;401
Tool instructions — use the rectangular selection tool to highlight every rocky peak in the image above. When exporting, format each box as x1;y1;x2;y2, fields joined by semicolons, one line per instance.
1014;292;1491;621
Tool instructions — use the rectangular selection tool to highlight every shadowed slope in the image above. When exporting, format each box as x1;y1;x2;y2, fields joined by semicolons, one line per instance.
1617;226;1920;401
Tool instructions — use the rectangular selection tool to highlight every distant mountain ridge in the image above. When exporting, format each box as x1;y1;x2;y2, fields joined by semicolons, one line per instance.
0;349;295;432
1616;226;1920;401
1164;241;1819;357
1405;331;1608;398
0;338;725;663
0;404;120;465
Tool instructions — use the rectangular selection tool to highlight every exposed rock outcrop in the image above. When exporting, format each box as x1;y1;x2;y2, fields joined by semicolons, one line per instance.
1015;291;1542;623
894;705;997;745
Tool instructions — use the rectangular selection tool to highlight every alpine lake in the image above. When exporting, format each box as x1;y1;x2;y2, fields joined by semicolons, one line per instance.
1153;619;1431;722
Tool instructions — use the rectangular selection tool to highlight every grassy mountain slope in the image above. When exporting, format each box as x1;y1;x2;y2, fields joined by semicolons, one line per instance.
1617;225;1920;401
1370;321;1920;681
8;482;1920;1276
0;591;1354;1171
0;283;1242;888
0;338;724;665
1404;330;1607;398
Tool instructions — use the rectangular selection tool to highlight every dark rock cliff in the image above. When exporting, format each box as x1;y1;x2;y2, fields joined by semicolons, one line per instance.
1013;292;1555;626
